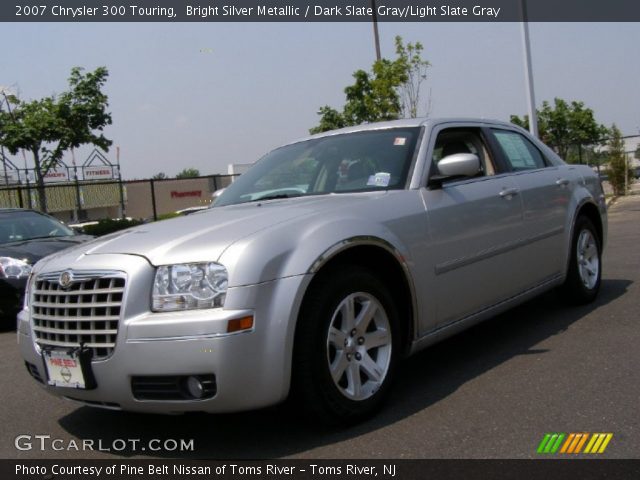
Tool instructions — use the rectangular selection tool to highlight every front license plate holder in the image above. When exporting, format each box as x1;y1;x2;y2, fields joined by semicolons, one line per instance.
42;348;97;390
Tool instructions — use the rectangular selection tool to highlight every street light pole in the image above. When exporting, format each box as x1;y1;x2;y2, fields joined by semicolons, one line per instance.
520;0;538;138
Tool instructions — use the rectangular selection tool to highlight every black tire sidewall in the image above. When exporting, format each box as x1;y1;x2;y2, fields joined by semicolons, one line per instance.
294;265;401;423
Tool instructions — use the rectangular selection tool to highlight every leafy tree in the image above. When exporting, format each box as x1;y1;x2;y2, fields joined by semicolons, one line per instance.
0;67;112;211
152;172;168;180
635;142;640;160
510;98;608;161
607;124;632;196
395;36;431;118
176;168;200;178
311;106;348;134
310;36;430;134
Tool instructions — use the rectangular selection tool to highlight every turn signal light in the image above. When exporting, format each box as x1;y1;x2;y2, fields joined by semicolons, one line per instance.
227;316;254;333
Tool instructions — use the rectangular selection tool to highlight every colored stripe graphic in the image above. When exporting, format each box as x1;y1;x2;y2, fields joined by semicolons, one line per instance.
560;433;575;453
585;433;613;454
574;434;589;453
537;433;566;454
537;434;552;454
584;434;599;453
550;434;565;453
538;433;613;454
567;433;583;453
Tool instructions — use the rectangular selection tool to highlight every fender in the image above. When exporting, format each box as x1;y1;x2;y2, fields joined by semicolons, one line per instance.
562;168;607;279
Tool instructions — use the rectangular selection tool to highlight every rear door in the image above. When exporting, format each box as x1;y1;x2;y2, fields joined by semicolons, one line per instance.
488;128;572;284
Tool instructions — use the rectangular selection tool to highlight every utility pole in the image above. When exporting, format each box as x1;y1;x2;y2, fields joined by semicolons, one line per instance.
520;0;538;138
117;146;126;219
371;0;381;61
0;95;8;186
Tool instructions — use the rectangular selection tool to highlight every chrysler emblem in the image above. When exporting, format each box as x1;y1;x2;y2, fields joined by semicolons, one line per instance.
59;270;73;289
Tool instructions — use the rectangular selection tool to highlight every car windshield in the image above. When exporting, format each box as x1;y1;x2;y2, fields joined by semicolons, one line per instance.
0;211;75;245
215;127;421;207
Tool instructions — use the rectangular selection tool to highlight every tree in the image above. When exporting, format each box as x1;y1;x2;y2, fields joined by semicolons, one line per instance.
394;36;431;118
510;98;608;161
176;168;200;178
635;142;640;160
310;36;430;134
152;172;167;180
0;67;112;211
607;124;632;196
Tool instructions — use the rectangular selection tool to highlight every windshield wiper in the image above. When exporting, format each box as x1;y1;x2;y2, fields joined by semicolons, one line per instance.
251;193;303;202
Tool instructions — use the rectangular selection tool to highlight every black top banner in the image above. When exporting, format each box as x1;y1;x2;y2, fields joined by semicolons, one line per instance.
3;0;640;22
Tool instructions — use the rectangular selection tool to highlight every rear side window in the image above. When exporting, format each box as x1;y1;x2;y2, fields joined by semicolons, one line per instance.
492;129;547;171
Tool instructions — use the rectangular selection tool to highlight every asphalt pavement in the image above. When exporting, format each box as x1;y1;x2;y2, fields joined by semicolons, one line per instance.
1;195;639;459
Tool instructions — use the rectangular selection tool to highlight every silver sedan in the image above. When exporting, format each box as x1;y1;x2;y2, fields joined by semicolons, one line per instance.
18;118;606;423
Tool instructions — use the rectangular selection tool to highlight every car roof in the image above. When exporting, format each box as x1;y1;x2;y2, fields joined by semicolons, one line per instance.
282;117;522;148
0;208;37;214
0;208;49;218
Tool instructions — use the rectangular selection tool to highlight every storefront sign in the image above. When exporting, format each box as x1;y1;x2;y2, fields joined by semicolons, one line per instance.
43;168;69;183
83;165;114;180
171;190;202;198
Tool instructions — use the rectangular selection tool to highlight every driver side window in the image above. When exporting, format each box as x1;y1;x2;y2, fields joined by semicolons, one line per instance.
433;128;496;177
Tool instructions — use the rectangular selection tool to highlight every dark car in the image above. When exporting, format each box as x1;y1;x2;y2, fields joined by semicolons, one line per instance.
0;208;92;329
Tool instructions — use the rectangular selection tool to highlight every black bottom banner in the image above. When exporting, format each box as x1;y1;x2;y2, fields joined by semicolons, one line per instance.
3;459;640;480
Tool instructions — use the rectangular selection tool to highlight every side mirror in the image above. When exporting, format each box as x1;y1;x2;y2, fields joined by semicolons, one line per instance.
438;153;480;177
429;153;481;188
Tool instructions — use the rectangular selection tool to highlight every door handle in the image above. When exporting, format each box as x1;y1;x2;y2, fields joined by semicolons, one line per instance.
556;178;570;187
499;187;520;198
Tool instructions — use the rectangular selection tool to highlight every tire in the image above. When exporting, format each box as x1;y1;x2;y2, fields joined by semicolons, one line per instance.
292;265;400;424
563;216;602;304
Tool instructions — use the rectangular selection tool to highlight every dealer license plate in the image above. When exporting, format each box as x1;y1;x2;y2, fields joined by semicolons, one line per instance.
43;350;87;389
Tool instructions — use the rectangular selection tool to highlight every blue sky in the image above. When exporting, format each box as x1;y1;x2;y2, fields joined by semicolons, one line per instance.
1;22;639;179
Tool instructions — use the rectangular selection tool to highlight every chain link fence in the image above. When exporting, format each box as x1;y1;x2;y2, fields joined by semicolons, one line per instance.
0;174;237;222
569;134;639;195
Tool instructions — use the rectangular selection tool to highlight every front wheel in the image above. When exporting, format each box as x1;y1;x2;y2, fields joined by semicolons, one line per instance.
292;266;400;424
563;216;602;304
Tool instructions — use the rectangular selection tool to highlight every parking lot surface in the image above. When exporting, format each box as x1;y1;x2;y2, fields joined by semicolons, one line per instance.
1;195;639;459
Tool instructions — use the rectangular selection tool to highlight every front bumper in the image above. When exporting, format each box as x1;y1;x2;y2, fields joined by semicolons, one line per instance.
18;254;310;413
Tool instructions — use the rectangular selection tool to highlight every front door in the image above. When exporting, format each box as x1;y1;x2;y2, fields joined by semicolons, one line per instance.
420;126;528;329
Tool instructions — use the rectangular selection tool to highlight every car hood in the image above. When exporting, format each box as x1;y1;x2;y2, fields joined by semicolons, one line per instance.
1;236;93;265
76;194;382;266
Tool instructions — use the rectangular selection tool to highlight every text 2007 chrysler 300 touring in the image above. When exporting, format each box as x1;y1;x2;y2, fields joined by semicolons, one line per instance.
19;118;606;423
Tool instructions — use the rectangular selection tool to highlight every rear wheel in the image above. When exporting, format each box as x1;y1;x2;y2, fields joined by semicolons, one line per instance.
563;216;602;304
292;265;400;424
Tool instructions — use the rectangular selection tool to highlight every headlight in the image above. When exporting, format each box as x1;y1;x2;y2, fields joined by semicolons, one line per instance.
152;262;228;312
0;257;32;279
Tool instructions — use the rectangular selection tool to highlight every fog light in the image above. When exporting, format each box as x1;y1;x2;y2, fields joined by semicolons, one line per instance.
185;376;205;399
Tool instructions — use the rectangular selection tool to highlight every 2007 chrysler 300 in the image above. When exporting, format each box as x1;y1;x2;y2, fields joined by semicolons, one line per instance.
19;118;606;423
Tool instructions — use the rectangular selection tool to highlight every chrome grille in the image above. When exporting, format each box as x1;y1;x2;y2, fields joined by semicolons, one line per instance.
31;270;126;359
